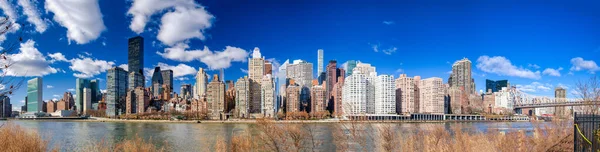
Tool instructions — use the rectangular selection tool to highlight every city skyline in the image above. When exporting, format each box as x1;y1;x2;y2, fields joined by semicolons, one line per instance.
0;0;599;112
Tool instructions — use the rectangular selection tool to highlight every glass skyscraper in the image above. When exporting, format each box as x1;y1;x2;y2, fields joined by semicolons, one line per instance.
76;78;101;113
345;60;357;76
485;79;509;93
161;70;173;91
128;36;144;75
27;77;42;113
76;78;90;113
107;67;128;116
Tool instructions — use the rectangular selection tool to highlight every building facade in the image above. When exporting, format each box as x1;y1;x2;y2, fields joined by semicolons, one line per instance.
395;74;415;114
450;58;474;94
286;84;301;113
485;79;509;93
235;76;250;118
342;71;367;115
207;74;225;120
317;49;324;75
261;75;275;117
195;68;207;98
419;77;445;114
107;67;128;116
249;47;265;114
345;60;357;76
374;75;395;114
27;77;43;113
128;36;144;74
161;70;173;92
310;83;327;114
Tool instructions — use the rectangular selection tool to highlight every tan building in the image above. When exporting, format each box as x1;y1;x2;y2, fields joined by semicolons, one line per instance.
413;76;421;113
225;81;236;114
395;74;416;114
207;74;225;120
47;101;56;113
56;100;68;111
555;87;567;118
125;87;151;115
191;97;208;119
286;84;301;113
450;58;474;94
483;92;495;114
162;84;172;101
419;77;445;114
310;83;327;114
235;76;250;118
264;61;272;75
261;75;275;117
332;77;344;117
249;47;265;114
447;87;464;114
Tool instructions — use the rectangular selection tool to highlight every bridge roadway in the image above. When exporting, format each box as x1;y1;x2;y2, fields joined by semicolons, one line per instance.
514;101;600;108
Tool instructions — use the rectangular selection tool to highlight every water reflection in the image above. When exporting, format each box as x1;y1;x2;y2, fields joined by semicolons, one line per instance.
0;121;556;151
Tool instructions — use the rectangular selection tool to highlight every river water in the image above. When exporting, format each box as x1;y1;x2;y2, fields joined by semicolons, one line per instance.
0;120;555;151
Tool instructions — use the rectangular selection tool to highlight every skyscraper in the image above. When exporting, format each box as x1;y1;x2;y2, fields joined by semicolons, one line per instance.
27;77;43;113
555;87;567;118
180;84;192;100
326;60;338;98
332;76;344;117
76;78;90;113
419;77;445;114
151;67;163;97
310;83;327;114
450;58;473;94
128;36;144;75
345;60;357;76
286;84;301;113
129;72;144;90
395;74;415;114
374;75;395;114
90;79;100;105
0;95;10;118
249;47;265;113
235;76;250;118
287;59;313;88
83;88;92;114
485;79;509;93
261;74;275;117
317;49;324;76
264;61;272;76
161;70;174;92
207;74;225;120
195;68;207;98
342;71;367;115
107;67;128;116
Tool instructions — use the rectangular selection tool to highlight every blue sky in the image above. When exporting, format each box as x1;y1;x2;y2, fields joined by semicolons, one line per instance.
1;0;599;111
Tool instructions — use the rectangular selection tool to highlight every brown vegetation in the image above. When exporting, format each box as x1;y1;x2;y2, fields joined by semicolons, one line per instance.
0;123;53;152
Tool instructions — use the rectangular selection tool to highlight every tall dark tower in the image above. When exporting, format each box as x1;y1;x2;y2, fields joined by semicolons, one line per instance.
128;36;144;75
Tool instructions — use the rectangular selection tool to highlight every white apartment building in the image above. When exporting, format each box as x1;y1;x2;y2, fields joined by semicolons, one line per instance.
261;74;275;117
374;74;395;114
342;71;367;115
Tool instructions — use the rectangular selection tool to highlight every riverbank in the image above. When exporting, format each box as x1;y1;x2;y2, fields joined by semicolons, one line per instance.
4;117;535;124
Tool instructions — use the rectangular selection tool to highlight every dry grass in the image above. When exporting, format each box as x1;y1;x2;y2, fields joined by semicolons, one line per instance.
216;120;574;152
85;135;167;152
0;123;55;152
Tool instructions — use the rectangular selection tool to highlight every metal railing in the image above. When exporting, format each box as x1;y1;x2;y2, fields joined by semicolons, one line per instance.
574;112;600;151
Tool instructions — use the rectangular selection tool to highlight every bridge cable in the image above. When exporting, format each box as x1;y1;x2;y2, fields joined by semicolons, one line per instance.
575;124;593;145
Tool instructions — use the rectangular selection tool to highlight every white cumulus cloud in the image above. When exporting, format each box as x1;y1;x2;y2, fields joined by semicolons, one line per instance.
0;0;21;42
516;82;553;93
118;64;128;71
144;62;197;79
45;0;106;44
18;0;48;33
157;44;248;70
127;0;214;46
476;56;541;79
2;39;58;76
570;57;599;74
68;57;114;78
46;85;53;88
542;67;562;77
48;52;67;62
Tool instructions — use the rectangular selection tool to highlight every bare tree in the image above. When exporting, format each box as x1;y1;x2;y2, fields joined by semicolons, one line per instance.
0;16;23;98
574;75;600;114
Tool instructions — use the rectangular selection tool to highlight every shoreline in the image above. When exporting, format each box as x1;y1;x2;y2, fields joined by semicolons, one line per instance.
2;118;536;124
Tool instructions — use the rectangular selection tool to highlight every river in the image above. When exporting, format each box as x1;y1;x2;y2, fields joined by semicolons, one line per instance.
0;120;556;151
